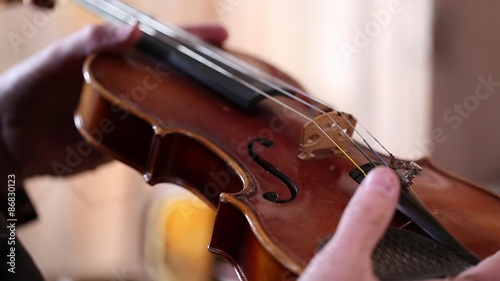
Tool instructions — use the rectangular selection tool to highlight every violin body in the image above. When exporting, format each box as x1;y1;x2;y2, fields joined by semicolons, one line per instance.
76;50;500;280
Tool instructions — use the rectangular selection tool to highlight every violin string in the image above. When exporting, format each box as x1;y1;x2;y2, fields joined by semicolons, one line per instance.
132;8;427;248
337;113;389;167
260;74;394;168
357;122;393;159
157;29;369;175
250;75;393;168
259;81;377;167
398;220;412;229
191;56;379;174
269;79;389;167
229;64;385;168
135;15;391;175
180;31;433;212
166;26;425;213
213;70;368;176
177;41;380;165
247;71;390;168
181;38;393;168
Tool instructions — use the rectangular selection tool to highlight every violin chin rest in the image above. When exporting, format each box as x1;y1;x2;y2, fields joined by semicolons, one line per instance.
372;228;473;280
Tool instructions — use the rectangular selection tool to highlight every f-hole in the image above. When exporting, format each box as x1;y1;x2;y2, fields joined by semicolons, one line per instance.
247;138;298;203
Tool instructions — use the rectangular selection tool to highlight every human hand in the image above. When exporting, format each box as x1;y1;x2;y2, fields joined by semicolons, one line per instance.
0;23;227;179
298;167;500;281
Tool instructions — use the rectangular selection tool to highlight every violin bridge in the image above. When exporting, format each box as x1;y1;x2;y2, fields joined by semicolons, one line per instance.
298;110;357;159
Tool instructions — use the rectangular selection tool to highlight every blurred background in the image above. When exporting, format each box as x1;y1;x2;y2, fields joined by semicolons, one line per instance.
0;0;499;280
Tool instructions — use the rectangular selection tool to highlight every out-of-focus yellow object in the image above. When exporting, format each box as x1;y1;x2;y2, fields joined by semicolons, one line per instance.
143;185;216;281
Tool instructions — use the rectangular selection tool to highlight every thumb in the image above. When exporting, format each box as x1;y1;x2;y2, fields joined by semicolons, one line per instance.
299;167;400;281
331;167;400;255
183;24;228;46
456;250;500;280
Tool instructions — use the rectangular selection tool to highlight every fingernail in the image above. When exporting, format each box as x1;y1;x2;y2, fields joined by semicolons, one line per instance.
364;167;399;195
116;25;136;39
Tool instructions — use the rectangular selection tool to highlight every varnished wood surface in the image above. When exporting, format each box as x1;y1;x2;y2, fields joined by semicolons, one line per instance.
76;51;500;279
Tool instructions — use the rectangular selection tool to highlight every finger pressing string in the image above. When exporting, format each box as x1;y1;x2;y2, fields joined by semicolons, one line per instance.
80;24;141;55
299;167;400;281
330;167;400;255
183;24;228;47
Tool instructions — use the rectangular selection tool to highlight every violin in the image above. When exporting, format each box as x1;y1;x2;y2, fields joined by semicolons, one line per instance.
75;0;500;280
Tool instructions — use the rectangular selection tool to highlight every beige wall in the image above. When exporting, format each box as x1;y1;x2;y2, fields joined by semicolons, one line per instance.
431;0;500;189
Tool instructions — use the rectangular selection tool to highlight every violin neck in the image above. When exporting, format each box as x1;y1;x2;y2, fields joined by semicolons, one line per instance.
77;0;281;108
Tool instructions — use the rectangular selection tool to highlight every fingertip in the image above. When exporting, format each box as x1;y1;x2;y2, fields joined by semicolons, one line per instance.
105;24;141;50
457;250;500;280
324;166;401;257
118;24;141;43
183;24;229;45
77;24;140;55
362;166;400;196
129;24;142;44
210;24;229;42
